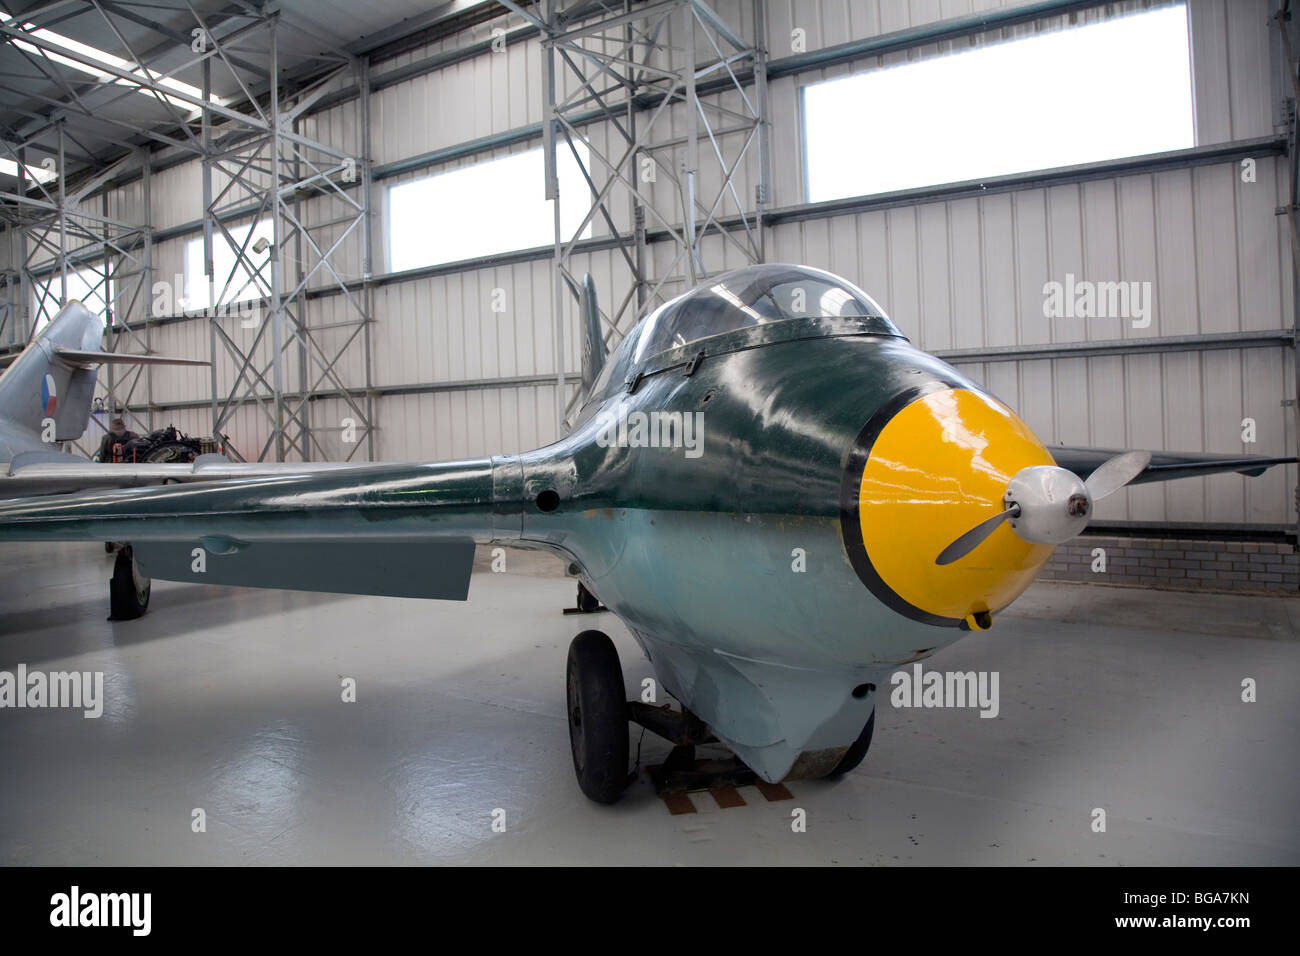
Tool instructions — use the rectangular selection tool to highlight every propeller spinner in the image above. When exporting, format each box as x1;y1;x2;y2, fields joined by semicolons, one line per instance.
935;450;1151;566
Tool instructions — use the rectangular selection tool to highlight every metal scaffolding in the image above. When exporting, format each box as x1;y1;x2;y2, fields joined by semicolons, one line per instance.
524;0;770;428
0;127;155;455
195;11;375;462
0;1;375;462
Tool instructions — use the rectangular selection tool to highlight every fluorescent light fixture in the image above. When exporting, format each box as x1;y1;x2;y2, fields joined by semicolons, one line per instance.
0;12;228;113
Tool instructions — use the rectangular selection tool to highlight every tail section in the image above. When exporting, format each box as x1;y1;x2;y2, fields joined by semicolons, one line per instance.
0;302;209;444
0;302;104;441
579;273;606;394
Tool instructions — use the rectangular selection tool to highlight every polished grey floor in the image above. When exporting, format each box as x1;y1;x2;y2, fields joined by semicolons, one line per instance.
1;540;1297;866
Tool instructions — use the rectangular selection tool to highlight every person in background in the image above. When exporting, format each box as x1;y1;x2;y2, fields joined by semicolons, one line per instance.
96;417;137;463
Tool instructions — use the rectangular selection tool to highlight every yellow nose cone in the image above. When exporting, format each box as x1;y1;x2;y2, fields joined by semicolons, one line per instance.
855;387;1056;623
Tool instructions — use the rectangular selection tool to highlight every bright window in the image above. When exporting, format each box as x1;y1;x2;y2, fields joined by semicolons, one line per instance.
32;265;111;332
386;144;592;272
184;218;274;311
802;4;1194;203
0;156;55;183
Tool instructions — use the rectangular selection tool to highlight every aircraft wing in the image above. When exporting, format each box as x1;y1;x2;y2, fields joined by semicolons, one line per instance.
2;451;383;498
1050;446;1297;484
0;458;503;600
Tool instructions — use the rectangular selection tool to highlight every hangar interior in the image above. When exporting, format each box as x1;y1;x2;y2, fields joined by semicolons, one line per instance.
1;0;1296;583
0;0;1298;866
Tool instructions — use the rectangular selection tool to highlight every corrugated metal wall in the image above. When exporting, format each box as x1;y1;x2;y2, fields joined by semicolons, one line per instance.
5;0;1294;527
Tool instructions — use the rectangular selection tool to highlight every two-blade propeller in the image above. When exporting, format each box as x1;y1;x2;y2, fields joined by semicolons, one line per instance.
935;506;1021;566
935;450;1151;566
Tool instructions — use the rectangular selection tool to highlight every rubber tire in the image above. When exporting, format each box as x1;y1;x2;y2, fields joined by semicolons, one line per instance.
566;630;629;803
829;709;875;776
109;546;151;620
576;581;601;612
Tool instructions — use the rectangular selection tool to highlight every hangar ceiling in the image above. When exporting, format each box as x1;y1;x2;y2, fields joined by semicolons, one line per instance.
0;0;515;187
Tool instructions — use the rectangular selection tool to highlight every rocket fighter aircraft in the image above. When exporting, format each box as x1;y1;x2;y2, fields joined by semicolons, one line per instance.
0;265;1293;801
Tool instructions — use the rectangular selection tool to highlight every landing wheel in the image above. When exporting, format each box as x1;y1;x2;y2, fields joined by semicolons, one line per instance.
829;709;875;776
566;630;630;803
109;545;151;620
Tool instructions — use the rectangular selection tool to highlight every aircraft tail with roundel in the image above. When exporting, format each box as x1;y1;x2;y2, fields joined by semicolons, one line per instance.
0;302;207;461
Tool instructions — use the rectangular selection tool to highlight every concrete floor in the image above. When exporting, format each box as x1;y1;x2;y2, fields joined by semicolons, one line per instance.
1;540;1297;866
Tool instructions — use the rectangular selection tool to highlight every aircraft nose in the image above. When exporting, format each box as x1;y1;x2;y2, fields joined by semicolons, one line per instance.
840;385;1057;628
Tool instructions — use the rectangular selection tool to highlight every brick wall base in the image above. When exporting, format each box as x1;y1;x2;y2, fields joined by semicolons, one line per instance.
1038;536;1300;594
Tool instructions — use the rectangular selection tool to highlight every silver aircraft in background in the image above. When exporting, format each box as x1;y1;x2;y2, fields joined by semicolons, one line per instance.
0;301;208;486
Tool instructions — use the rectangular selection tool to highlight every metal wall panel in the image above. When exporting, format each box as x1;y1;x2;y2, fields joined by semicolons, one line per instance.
759;154;1295;523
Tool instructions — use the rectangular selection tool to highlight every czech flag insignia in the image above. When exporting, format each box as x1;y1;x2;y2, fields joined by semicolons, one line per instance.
41;373;57;416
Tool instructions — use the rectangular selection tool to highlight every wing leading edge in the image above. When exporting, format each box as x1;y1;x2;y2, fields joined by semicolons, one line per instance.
2;451;394;498
0;458;510;601
1050;446;1297;484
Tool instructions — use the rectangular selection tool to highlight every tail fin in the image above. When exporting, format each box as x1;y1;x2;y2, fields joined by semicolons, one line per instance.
0;302;207;442
579;273;606;394
0;302;104;441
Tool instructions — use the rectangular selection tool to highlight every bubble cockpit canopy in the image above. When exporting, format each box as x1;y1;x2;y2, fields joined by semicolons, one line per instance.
586;265;903;404
632;264;901;363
